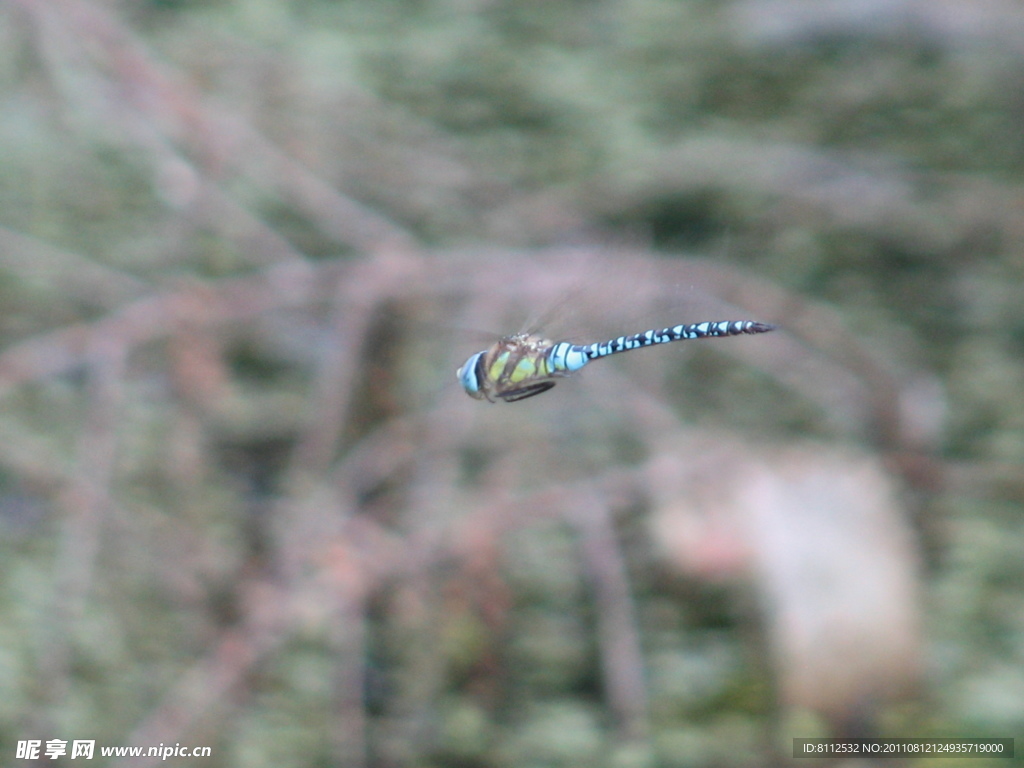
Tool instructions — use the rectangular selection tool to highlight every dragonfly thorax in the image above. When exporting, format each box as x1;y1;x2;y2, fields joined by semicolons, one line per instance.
456;332;579;403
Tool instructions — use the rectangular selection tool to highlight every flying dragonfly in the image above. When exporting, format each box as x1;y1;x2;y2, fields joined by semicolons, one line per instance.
457;319;774;403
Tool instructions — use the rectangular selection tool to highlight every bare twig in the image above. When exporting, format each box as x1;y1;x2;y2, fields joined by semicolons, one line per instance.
565;492;650;740
33;332;128;734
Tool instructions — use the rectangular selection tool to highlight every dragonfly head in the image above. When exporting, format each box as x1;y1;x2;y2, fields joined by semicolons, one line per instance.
456;351;489;400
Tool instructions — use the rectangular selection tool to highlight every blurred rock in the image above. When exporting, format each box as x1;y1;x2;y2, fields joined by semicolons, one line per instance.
649;437;922;736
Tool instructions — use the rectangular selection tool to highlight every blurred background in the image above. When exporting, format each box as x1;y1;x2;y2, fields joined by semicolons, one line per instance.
1;0;1023;766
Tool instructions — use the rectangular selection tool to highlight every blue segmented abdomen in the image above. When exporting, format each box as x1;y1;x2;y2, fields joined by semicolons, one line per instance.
546;320;772;373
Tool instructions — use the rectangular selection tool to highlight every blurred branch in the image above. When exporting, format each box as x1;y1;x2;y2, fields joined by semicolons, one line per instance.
14;0;416;260
33;332;128;734
285;259;400;484
566;492;650;741
0;260;327;399
729;0;1024;55
0;226;149;306
122;581;294;768
587;134;1024;256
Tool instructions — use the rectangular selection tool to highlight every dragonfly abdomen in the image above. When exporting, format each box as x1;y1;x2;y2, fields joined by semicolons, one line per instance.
578;320;773;364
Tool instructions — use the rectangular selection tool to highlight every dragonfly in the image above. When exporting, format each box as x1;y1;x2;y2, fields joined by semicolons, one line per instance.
457;319;775;402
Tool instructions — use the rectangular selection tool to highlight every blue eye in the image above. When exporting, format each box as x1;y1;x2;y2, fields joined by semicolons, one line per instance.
456;351;485;397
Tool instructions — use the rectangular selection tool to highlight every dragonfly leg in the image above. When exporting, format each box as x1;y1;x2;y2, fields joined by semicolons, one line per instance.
499;381;557;402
